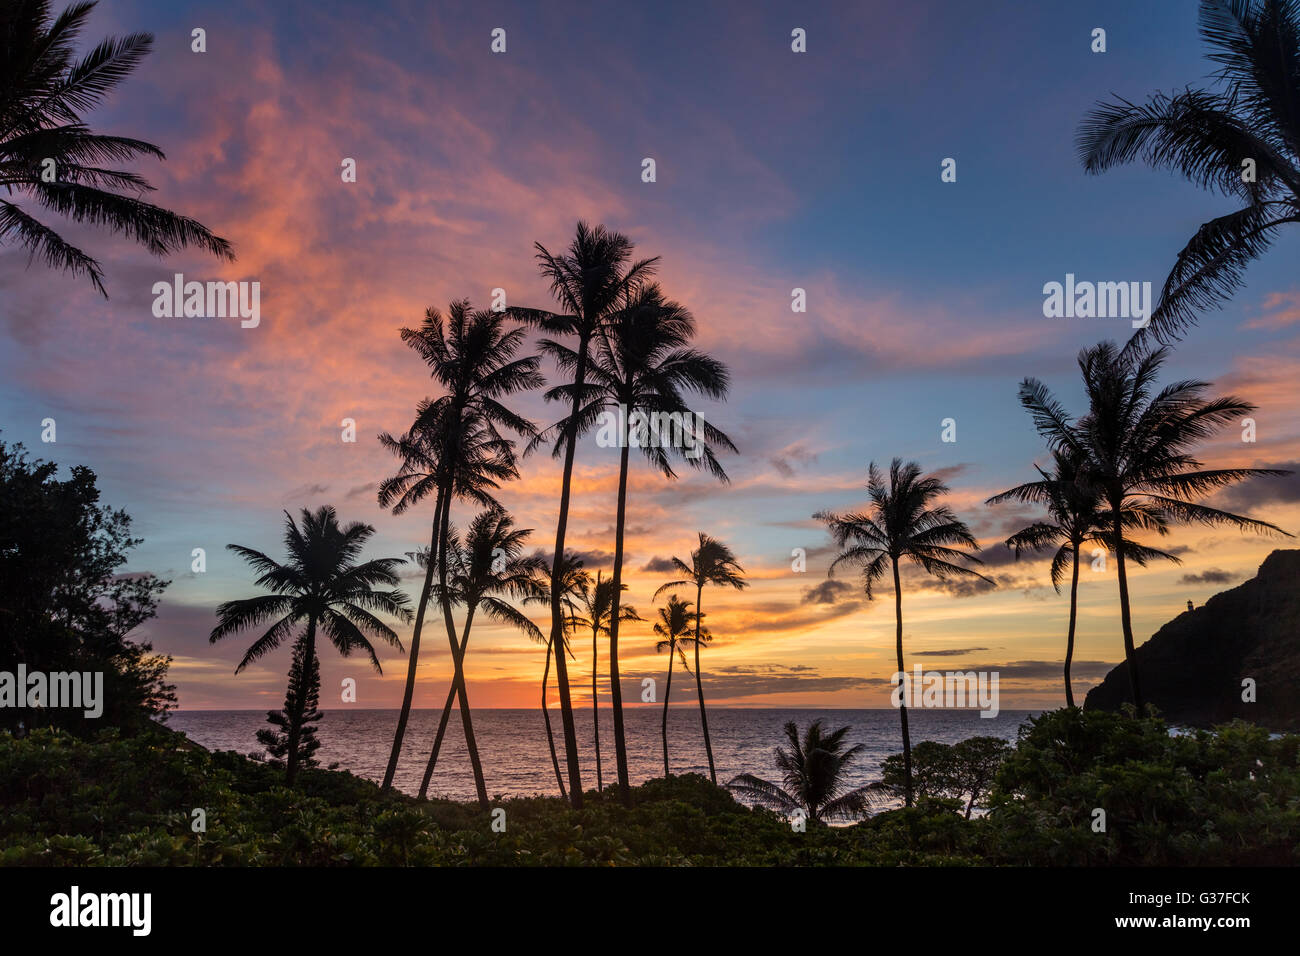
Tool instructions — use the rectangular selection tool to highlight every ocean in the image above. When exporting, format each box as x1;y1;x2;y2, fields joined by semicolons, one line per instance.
170;707;1042;802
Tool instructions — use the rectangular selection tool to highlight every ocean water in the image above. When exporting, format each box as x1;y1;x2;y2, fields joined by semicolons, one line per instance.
169;707;1041;802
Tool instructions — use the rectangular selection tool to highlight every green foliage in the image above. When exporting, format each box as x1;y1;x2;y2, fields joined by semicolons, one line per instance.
255;638;322;772
880;736;1012;817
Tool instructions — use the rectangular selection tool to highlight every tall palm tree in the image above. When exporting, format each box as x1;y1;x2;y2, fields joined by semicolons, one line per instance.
1077;0;1300;344
653;594;704;780
1;0;233;294
726;719;878;825
416;509;547;799
653;532;745;784
815;460;991;808
532;282;735;800
378;301;540;800
987;448;1179;706
1018;341;1292;708
567;571;641;792
209;506;411;784
509;222;659;808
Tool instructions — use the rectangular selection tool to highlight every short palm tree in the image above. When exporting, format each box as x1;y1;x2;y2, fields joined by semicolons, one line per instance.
815;460;992;808
417;509;546;799
1;0;233;294
726;720;877;825
509;222;659;808
532;282;735;800
567;571;641;792
378;300;540;802
1077;0;1300;344
653;594;704;780
1019;341;1291;708
210;506;411;784
987;447;1179;706
653;532;746;784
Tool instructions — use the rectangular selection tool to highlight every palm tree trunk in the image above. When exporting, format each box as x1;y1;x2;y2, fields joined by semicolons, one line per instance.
547;333;591;808
436;489;489;808
285;616;317;786
381;490;443;790
1065;546;1080;709
592;624;602;793
418;605;475;799
661;644;675;779
694;582;716;784
608;439;633;805
542;636;566;800
1112;504;1144;710
892;557;913;809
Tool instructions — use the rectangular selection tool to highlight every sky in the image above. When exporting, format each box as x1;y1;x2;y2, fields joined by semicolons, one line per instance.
2;0;1298;712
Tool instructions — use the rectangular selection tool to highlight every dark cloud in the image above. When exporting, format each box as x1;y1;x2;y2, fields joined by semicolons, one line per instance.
284;483;329;499
345;482;376;500
640;555;680;573
769;443;818;478
912;647;989;657
801;578;856;605
1179;568;1239;586
1214;463;1300;511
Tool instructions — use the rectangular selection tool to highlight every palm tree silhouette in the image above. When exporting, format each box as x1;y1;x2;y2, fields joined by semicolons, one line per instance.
988;448;1179;706
531;281;735;800
726;720;878;825
567;571;641;793
653;532;745;784
378;301;540;803
815;459;991;808
653;594;704;780
416;508;547;799
1;0;232;294
1077;0;1300;344
209;506;411;784
1018;341;1291;708
509;222;659;808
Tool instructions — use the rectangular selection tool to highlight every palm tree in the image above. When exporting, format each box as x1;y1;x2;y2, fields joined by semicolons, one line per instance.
1018;341;1292;708
567;571;641;792
987;448;1179;706
417;509;547;799
209;506;411;784
1077;0;1300;344
653;594;704;780
726;720;878;825
509;222;660;808
1;0;233;294
378;301;540;801
815;459;991;808
653;532;745;784
532;282;735;800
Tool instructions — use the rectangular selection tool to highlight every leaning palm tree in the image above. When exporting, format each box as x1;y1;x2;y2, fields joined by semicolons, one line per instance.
726;719;878;825
987;447;1180;706
417;509;547;799
378;301;541;801
1018;341;1292;708
567;572;641;793
815;460;992;808
653;532;746;784
1;0;233;294
509;222;660;808
653;594;703;780
1077;0;1300;345
209;506;412;784
532;282;735;801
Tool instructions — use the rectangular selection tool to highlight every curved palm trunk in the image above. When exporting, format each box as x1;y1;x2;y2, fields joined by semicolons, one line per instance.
547;332;591;808
1065;545;1080;709
892;557;913;809
418;605;475;799
542;636;566;800
1111;502;1144;710
285;616;317;786
381;490;443;790
436;490;489;808
694;581;716;784
607;440;633;804
661;643;676;779
592;624;602;793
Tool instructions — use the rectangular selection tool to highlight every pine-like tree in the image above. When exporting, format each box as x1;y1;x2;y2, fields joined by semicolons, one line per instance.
256;638;322;773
